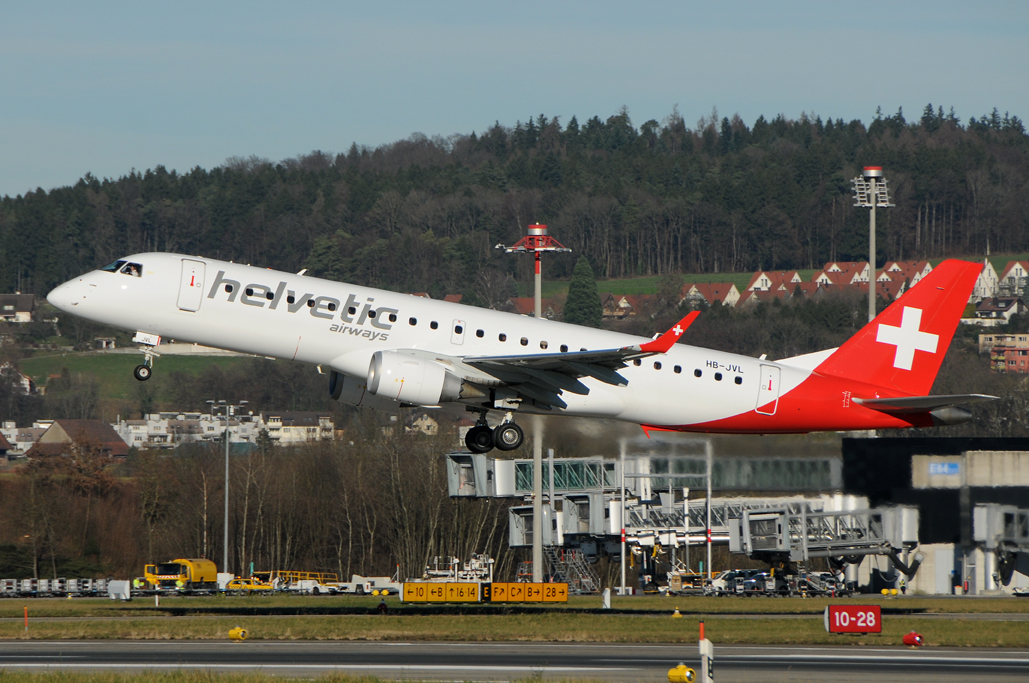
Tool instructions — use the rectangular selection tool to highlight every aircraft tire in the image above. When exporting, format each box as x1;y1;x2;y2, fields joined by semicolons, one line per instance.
493;423;523;451
134;364;152;381
465;425;495;453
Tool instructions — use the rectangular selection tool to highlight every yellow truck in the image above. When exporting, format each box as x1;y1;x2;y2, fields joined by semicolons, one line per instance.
144;558;218;590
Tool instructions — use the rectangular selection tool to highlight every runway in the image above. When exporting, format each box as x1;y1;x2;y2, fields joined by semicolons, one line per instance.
2;641;1029;681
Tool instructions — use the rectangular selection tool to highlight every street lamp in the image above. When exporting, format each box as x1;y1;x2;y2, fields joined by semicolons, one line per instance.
206;399;248;575
851;166;894;323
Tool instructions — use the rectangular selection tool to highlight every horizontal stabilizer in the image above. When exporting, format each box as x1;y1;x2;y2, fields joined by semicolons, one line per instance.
854;393;998;414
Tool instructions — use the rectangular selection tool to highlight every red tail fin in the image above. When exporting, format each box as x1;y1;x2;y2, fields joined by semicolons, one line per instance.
814;260;982;396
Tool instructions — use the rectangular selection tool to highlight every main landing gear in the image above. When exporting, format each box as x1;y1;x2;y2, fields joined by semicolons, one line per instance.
132;332;161;382
465;410;524;454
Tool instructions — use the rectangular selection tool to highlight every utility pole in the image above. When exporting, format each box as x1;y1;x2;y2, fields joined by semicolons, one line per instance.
207;399;248;575
496;224;570;582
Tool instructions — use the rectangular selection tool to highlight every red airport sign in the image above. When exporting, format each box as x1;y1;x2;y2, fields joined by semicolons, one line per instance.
824;605;882;633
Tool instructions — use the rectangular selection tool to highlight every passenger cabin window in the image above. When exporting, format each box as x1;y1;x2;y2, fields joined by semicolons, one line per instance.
409;317;417;325
348;307;357;315
454;325;463;334
674;365;681;374
287;295;295;304
633;359;641;366
734;376;743;385
431;321;439;330
476;329;484;338
694;369;702;377
714;372;722;381
560;345;568;352
499;333;507;341
540;341;548;349
520;337;528;346
654;361;662;370
389;313;397;323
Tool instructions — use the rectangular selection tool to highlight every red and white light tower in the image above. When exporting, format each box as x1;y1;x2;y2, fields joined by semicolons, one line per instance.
852;166;894;323
496;223;570;583
496;224;571;318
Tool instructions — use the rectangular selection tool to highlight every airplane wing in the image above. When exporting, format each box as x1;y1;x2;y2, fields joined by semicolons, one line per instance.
462;312;699;409
854;393;998;414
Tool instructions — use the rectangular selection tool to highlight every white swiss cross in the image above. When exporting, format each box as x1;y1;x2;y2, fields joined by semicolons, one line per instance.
672;325;684;337
875;306;938;370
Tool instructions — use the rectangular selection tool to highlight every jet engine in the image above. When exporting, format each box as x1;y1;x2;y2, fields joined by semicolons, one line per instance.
367;351;464;406
328;370;400;412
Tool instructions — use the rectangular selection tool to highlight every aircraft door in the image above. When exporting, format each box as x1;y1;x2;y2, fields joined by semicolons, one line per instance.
177;259;206;312
451;319;465;345
755;365;781;415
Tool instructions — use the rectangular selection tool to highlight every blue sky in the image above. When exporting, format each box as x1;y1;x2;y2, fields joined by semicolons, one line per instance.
2;1;1027;197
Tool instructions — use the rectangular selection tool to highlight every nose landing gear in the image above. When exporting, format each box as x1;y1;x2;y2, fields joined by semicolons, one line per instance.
464;410;525;453
132;332;161;382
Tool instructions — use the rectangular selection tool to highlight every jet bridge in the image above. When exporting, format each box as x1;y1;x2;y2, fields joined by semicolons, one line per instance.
729;505;922;576
974;504;1029;587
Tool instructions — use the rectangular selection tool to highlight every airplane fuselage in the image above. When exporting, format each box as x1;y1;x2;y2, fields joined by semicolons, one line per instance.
46;253;936;433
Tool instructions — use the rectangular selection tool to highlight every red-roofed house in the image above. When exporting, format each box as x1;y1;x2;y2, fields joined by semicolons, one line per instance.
746;270;803;292
999;261;1029;297
507;297;559;319
683;282;741;308
443;294;463;304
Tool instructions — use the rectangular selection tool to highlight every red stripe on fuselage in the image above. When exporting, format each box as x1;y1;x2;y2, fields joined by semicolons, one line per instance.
645;371;934;434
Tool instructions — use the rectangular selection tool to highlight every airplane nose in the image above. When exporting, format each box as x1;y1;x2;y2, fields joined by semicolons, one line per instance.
47;279;84;312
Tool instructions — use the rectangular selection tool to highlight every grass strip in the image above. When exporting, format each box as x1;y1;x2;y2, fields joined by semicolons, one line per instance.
2;613;1028;647
4;595;1028;620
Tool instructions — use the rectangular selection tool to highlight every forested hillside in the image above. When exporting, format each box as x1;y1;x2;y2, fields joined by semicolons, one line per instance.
2;105;1026;302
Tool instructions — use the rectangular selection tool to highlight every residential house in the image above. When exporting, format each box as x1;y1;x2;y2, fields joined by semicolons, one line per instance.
0;362;36;395
260;411;335;445
746;270;802;292
739;289;789;306
998;262;1029;297
600;294;657;319
0;294;34;323
508;297;559;319
961;298;1027;327
682;283;741;308
27;419;130;458
406;413;439;436
0;422;48;456
979;333;1029;356
971;259;1000;302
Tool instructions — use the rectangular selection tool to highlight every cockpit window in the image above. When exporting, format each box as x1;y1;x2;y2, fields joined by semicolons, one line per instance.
119;262;143;277
100;260;127;272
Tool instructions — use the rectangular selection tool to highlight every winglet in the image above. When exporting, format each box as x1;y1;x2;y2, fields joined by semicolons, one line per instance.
639;311;699;354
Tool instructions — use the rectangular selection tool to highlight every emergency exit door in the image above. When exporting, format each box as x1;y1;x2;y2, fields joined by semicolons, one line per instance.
177;259;206;312
755;365;781;415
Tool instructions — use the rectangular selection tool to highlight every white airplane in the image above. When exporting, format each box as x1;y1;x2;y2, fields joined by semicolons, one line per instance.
47;254;994;452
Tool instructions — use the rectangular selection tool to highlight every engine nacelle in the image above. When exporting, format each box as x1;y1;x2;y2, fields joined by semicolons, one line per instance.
329;370;400;412
367;351;463;406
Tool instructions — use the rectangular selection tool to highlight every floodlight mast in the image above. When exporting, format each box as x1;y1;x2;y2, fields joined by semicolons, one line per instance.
851;167;894;323
496;224;571;583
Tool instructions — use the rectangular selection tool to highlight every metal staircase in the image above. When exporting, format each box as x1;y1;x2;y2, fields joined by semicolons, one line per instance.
544;546;600;593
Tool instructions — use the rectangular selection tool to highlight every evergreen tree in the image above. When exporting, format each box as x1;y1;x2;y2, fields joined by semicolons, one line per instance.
563;257;602;328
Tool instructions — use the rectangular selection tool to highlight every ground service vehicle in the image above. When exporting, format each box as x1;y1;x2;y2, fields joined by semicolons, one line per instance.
144;558;218;590
225;577;274;595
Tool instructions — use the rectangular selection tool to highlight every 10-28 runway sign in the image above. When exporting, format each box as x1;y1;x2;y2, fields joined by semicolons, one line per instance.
824;605;882;633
